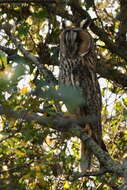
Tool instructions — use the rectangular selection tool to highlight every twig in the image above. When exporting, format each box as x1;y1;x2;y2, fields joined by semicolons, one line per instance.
0;160;33;174
69;169;108;181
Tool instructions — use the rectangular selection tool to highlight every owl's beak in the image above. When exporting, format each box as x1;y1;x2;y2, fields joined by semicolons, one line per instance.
68;45;74;53
66;53;76;59
66;46;76;58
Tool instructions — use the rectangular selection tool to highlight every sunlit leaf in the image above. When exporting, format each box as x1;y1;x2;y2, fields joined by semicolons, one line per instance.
64;181;70;189
0;51;7;68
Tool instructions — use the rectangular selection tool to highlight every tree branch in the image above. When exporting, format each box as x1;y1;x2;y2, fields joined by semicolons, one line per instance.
1;0;127;61
118;183;127;190
0;105;125;178
44;1;127;61
0;23;57;84
1;23;127;89
0;0;57;3
0;45;17;56
69;168;108;181
67;2;127;61
97;60;127;89
116;0;127;48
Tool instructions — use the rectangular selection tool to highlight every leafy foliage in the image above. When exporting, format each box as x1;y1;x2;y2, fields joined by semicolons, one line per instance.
0;1;126;189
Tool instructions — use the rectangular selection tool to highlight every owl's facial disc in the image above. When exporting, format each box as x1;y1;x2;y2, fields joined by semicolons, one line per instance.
60;28;92;58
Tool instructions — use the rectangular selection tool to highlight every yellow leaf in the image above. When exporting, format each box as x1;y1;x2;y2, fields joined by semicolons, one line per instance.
45;136;55;146
0;51;7;67
15;149;26;157
64;181;70;189
19;87;30;95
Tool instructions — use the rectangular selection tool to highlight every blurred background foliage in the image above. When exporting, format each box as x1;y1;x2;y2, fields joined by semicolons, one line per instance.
0;0;127;189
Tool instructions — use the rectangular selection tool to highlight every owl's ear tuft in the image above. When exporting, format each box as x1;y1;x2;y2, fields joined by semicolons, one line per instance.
80;19;92;30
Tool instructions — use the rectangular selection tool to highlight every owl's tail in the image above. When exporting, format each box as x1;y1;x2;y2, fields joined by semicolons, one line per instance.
80;140;92;172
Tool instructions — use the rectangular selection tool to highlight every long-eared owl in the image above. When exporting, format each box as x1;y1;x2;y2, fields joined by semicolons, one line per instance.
59;28;107;172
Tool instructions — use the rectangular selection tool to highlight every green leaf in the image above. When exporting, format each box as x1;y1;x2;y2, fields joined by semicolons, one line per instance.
18;23;29;37
58;85;85;112
123;109;127;119
32;9;47;19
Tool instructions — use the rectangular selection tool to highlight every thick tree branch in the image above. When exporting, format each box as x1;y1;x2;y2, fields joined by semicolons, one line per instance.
118;183;127;190
0;105;125;178
97;60;127;89
90;22;127;61
69;168;108;181
116;0;127;48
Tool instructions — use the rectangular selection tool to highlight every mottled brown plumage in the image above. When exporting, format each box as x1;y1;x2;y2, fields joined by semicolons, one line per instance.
59;28;106;172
